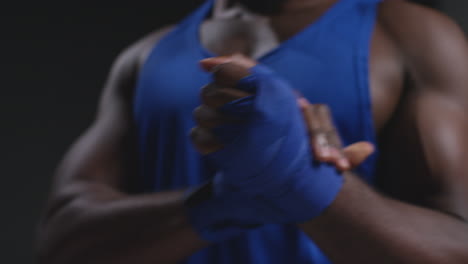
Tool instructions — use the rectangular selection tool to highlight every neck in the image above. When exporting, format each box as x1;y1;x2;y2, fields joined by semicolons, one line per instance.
220;0;339;41
270;0;339;41
281;0;338;14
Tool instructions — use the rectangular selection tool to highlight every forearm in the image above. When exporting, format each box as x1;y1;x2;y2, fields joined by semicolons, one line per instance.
300;173;468;264
37;184;208;264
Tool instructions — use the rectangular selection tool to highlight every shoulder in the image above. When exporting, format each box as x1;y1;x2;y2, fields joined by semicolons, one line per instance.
101;26;174;102
95;26;175;111
377;0;466;50
112;26;175;78
377;1;468;98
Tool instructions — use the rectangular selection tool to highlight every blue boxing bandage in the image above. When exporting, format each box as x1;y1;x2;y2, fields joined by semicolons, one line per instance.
187;64;344;241
209;65;344;221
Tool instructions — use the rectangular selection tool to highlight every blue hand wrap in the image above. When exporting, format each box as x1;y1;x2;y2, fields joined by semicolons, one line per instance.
188;65;344;242
209;65;343;221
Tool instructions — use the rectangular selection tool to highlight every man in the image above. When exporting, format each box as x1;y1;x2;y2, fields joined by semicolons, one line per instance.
37;0;468;263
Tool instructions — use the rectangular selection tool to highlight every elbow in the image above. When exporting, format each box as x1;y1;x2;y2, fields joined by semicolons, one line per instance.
36;215;73;264
36;182;125;264
35;224;52;264
36;227;66;264
35;195;96;264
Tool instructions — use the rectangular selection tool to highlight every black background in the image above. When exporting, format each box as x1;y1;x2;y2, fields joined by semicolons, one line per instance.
2;2;204;263
1;1;462;263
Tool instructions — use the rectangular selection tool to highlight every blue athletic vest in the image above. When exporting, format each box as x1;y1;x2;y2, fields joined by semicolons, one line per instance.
134;0;381;263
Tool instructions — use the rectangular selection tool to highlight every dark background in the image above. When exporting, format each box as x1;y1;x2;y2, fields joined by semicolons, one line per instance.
2;1;465;263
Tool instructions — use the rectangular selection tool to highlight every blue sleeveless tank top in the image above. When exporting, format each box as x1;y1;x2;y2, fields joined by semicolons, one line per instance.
134;0;381;263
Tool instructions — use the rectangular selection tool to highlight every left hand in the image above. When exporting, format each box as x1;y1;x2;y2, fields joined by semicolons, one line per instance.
298;98;375;171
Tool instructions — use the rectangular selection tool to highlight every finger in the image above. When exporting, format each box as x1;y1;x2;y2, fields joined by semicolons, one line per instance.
300;101;351;170
313;104;341;148
199;56;233;72
193;105;239;128
200;83;252;108
297;97;309;111
189;126;224;155
321;147;352;171
212;62;252;87
302;103;339;156
343;142;375;170
301;101;327;158
313;136;350;170
200;55;257;87
200;54;257;72
312;104;348;167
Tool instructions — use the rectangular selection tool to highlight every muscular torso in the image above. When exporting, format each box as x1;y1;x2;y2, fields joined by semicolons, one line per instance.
198;2;428;201
136;0;439;208
199;4;404;133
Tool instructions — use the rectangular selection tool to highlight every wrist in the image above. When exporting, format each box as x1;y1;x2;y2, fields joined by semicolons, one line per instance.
263;163;344;222
184;182;214;208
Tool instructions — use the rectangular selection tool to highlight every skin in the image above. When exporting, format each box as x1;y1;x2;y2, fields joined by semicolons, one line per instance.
37;0;468;263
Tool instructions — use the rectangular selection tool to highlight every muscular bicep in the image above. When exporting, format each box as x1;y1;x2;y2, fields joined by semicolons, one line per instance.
42;29;173;222
378;3;468;219
38;47;142;224
51;47;140;196
409;10;468;219
412;91;468;219
376;89;468;220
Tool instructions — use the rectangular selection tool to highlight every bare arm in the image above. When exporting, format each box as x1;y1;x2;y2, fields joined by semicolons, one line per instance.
300;3;468;263
301;174;468;263
36;29;209;264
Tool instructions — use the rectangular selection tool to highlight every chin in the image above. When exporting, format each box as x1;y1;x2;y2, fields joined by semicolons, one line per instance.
235;0;286;15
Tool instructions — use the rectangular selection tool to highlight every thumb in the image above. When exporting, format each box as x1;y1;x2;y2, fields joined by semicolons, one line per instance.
200;54;258;87
200;56;234;72
343;142;375;169
200;54;257;72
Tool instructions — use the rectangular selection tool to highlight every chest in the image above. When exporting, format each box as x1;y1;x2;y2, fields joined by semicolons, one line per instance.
133;2;399;184
200;18;404;133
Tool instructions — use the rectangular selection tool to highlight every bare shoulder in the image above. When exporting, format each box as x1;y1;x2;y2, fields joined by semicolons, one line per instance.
112;26;175;79
133;26;175;70
377;0;468;97
101;26;174;103
374;1;468;215
378;0;466;50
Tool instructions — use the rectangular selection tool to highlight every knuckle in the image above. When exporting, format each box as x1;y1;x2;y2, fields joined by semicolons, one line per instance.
190;127;217;145
189;128;198;144
315;104;331;114
213;64;234;86
326;133;343;149
192;106;204;123
193;105;203;115
193;105;222;127
213;63;250;87
314;133;329;147
189;127;202;142
200;83;217;100
304;104;315;116
200;84;224;107
310;125;332;135
310;104;323;110
190;127;223;154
